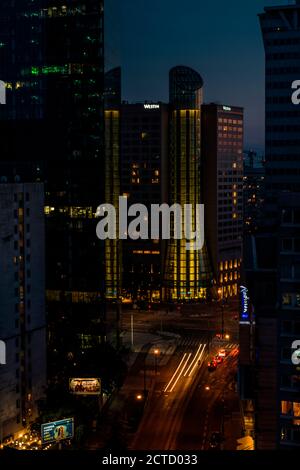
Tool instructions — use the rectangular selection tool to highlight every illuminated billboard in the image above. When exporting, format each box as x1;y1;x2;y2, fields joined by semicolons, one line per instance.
41;418;74;445
69;378;101;395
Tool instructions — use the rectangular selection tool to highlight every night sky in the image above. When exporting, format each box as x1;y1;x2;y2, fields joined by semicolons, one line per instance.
106;0;288;151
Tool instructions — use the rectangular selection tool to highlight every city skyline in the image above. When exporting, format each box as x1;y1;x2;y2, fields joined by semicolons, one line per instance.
106;0;288;152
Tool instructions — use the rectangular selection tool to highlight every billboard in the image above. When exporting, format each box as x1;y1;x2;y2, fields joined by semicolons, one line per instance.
69;378;101;395
41;418;74;445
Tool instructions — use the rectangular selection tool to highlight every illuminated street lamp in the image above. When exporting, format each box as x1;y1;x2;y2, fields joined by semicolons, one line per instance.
136;394;143;401
154;348;160;375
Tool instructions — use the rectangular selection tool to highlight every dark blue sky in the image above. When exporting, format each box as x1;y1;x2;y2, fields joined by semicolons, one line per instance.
106;0;288;151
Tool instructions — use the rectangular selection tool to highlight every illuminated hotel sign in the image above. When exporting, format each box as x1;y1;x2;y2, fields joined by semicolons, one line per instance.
144;104;160;109
222;106;231;111
240;285;250;325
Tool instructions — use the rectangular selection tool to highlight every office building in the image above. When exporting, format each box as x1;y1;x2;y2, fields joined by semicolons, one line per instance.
0;183;46;441
240;1;300;450
164;66;212;301
243;153;265;234
120;102;169;302
0;1;105;368
202;103;244;299
104;67;122;300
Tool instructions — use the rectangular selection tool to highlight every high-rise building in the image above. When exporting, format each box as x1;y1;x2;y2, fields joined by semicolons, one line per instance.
240;1;300;450
164;66;212;301
120;102;169;302
0;1;105;370
202;103;244;299
104;67;122;300
243;153;265;234
0;183;46;441
260;0;300;218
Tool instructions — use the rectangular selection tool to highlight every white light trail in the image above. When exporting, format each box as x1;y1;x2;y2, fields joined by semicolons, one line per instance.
183;343;204;377
169;353;192;392
164;353;187;392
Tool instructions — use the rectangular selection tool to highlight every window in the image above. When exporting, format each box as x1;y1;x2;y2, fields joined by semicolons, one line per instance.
281;347;291;360
282;321;292;334
282;293;292;306
282;239;293;251
281;264;292;278
282;208;293;224
295;322;300;335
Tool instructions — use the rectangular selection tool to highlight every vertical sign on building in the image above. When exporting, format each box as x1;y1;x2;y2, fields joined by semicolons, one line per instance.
0;340;6;364
0;81;6;104
240;285;250;325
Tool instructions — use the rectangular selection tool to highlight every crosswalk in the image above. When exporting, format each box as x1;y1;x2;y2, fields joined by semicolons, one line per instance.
178;335;208;349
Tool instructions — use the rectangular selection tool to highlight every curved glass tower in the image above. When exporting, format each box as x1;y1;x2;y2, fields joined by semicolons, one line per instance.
164;66;212;300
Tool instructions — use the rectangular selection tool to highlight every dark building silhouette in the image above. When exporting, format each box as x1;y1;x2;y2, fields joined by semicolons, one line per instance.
240;1;300;450
0;1;105;378
104;67;122;300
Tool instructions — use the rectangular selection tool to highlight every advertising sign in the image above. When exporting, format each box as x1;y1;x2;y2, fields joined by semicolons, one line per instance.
69;378;101;395
240;285;250;324
41;418;74;445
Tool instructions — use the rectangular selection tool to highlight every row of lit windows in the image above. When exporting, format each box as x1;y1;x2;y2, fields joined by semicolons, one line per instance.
282;293;300;308
46;290;100;304
219;272;240;283
218;118;242;124
219;259;241;270
281;401;300;423
132;250;160;255
44;206;94;218
218;125;243;132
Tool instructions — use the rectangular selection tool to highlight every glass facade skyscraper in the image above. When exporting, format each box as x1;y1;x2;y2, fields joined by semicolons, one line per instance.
164;66;212;300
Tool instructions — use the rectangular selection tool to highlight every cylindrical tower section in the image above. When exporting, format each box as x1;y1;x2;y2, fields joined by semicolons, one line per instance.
164;66;212;301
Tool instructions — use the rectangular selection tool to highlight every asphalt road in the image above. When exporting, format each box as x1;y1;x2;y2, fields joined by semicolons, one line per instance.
131;334;239;450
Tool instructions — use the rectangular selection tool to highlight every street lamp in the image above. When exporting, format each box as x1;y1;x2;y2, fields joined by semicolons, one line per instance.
154;348;160;375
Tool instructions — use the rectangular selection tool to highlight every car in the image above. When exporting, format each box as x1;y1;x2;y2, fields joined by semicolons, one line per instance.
218;349;226;358
214;355;223;364
209;431;222;449
207;360;217;371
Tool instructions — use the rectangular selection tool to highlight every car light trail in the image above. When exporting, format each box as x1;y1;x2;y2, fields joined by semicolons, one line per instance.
188;344;206;377
164;353;188;392
169;353;192;392
184;343;205;377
